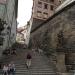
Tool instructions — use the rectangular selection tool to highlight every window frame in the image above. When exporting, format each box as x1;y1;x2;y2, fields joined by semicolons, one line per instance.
50;5;54;10
38;1;42;8
44;3;48;9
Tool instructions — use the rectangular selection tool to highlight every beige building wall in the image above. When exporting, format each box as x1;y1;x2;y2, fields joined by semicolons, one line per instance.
32;0;53;20
30;0;65;31
32;0;65;20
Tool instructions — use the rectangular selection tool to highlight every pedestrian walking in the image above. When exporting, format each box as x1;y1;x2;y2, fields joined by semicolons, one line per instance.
26;53;32;68
3;64;8;75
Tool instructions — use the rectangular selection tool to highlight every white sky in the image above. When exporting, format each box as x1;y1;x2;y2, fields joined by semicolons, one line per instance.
17;0;33;28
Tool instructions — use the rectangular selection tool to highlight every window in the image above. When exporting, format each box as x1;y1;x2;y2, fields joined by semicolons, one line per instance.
44;3;48;9
50;0;54;2
50;5;54;10
37;11;42;17
44;0;48;2
59;0;62;3
38;1;42;4
43;12;48;18
38;1;42;8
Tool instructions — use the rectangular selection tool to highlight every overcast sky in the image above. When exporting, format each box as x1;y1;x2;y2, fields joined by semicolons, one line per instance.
17;0;33;28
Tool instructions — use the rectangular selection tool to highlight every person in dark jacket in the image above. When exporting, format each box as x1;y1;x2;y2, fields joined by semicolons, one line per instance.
26;53;32;68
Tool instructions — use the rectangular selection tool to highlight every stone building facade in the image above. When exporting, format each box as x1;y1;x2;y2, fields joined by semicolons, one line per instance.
30;0;75;74
31;0;65;31
0;0;18;57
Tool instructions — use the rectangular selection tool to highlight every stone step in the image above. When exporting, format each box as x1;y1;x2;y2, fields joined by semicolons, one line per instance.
16;71;55;73
16;72;56;75
16;66;54;69
1;49;56;75
16;64;53;67
16;68;54;71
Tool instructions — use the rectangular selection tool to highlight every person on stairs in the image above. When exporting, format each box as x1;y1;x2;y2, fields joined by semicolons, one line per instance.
26;52;32;69
8;62;16;75
3;64;8;75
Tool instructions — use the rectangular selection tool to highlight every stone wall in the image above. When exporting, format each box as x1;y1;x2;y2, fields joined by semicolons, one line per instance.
30;1;75;74
30;1;75;52
31;18;44;31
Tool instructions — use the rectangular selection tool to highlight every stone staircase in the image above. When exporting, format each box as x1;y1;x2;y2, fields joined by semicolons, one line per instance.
0;49;57;75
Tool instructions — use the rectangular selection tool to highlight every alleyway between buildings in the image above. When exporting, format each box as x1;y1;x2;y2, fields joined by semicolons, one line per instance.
0;46;57;75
